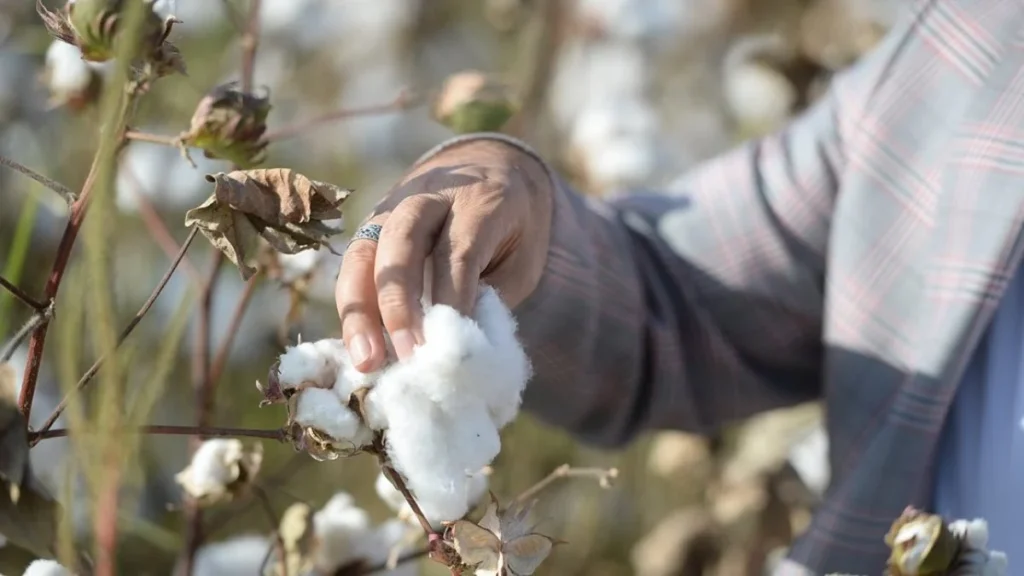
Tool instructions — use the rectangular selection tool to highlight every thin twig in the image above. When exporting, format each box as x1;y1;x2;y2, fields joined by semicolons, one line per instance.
513;464;619;505
19;152;104;419
0;154;78;205
239;0;261;93
264;90;422;143
30;424;287;442
32;228;199;438
0;302;54;363
124;130;180;146
124;168;202;283
381;463;436;537
208;271;260;385
255;487;287;576
0;275;47;311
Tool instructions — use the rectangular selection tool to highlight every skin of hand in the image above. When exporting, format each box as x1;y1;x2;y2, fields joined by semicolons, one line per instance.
335;139;554;373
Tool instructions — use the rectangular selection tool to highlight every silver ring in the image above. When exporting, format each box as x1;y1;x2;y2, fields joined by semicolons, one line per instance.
349;223;382;245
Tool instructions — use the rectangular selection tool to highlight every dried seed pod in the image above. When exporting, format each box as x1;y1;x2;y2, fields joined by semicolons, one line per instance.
181;83;272;168
885;507;958;576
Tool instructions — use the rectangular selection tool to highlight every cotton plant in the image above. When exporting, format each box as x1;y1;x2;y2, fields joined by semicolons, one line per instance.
174;438;263;506
260;286;530;522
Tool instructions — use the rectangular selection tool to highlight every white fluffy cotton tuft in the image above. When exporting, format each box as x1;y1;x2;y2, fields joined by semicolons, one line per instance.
311;492;418;575
175;439;250;501
364;286;530;522
191;535;272;576
272;284;530;525
23;560;73;576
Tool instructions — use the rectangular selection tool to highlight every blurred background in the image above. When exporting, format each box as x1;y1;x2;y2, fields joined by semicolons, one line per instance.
0;0;897;574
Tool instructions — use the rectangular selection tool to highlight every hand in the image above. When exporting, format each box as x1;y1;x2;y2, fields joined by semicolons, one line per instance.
335;138;554;372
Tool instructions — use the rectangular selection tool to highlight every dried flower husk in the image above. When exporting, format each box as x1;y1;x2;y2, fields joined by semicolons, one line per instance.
181;82;272;168
36;0;185;82
184;168;349;279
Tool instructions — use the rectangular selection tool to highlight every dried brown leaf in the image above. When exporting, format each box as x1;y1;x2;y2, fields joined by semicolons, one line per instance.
208;169;349;225
186;169;349;279
184;194;262;279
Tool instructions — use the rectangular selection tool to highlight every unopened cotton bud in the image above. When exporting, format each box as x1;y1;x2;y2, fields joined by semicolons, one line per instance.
180;82;271;168
432;71;517;134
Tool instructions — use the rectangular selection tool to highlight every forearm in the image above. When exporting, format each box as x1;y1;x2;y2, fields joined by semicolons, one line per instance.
413;132;825;446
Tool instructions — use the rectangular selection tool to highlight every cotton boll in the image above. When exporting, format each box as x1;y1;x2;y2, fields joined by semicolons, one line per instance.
277;339;347;390
277;249;320;284
175;439;247;501
456;287;531;428
723;35;801;137
311;492;374;572
191;535;272;576
22;560;73;576
366;376;500;523
293;387;373;448
44;40;96;109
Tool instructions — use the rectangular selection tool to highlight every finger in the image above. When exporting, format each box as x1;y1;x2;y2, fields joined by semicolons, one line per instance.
430;211;493;316
374;194;451;359
337;216;388;372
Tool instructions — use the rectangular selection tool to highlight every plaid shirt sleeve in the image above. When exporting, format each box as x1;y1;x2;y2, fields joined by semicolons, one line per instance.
413;11;911;447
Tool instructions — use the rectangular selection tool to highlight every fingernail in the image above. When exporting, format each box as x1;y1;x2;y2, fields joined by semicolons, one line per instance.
349;334;371;366
391;329;417;360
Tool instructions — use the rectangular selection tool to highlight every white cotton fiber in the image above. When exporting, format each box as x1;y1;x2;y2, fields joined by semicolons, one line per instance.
272;283;530;525
191;535;272;576
23;560;73;576
175;439;245;501
276;338;348;390
364;286;527;522
310;492;419;575
293;387;373;448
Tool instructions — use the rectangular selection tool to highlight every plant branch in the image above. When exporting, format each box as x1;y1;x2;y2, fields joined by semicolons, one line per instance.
208;271;261;385
19;152;104;419
124;130;180;146
239;0;262;93
513;464;619;505
264;90;422;143
0;275;47;311
123;167;202;283
30;424;288;442
32;228;198;438
380;463;436;538
1;302;54;363
0;153;78;205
